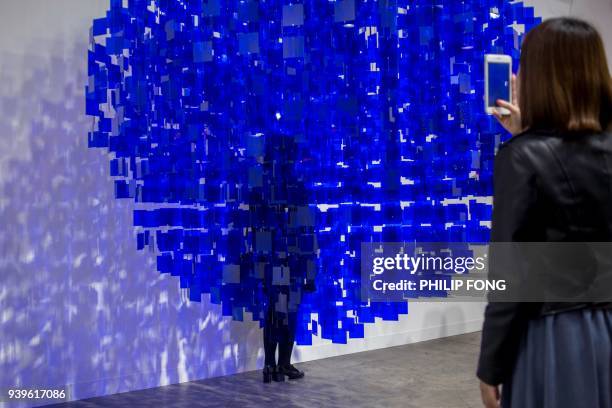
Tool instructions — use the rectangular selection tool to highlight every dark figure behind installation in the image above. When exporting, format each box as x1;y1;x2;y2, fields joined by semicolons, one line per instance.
246;133;317;382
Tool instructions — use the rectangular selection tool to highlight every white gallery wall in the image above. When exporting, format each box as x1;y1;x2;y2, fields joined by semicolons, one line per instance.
0;0;610;404
523;0;612;65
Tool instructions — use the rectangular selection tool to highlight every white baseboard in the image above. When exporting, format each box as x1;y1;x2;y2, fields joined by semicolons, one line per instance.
294;317;484;363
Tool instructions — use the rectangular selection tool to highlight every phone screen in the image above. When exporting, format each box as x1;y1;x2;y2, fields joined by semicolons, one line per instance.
487;62;510;107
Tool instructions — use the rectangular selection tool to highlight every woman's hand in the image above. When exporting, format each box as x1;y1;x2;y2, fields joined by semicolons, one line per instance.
479;381;501;408
492;74;522;136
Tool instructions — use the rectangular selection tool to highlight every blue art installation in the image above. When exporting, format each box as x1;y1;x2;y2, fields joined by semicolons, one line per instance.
86;0;540;345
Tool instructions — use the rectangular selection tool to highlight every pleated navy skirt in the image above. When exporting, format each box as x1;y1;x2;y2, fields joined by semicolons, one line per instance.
502;308;612;408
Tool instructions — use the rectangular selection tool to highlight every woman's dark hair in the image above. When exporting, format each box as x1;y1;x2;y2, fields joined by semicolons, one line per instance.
519;17;612;132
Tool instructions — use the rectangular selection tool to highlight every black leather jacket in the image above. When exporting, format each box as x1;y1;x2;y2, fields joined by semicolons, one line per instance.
477;128;612;386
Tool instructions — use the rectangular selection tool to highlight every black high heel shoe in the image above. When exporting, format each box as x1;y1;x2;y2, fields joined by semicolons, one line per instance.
262;365;285;383
278;364;305;380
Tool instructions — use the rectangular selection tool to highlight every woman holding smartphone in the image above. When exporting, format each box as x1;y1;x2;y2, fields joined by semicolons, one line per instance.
478;18;612;408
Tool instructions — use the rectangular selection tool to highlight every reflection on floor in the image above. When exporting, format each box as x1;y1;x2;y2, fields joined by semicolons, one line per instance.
47;332;483;408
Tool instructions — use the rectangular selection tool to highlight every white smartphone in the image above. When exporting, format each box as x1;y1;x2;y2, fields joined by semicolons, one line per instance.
484;54;512;115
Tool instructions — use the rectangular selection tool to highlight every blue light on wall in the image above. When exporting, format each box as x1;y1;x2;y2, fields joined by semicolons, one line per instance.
86;0;540;345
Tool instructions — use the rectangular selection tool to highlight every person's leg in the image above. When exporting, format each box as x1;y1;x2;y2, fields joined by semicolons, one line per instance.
262;299;285;383
278;311;304;379
278;313;295;367
263;303;277;367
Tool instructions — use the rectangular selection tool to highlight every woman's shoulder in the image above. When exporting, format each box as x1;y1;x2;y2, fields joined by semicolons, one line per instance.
498;128;612;168
497;129;559;159
503;128;612;148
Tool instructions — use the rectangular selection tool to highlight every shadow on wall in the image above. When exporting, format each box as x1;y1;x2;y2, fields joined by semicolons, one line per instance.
0;40;262;403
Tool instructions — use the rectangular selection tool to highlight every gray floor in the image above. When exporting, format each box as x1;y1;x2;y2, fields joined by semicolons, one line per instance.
47;332;483;408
